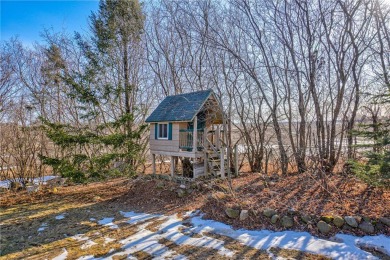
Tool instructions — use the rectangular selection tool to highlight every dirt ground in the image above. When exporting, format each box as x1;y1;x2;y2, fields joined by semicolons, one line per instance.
0;172;389;259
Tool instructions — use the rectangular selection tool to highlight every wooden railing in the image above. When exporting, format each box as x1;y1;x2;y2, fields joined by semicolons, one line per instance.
179;129;204;151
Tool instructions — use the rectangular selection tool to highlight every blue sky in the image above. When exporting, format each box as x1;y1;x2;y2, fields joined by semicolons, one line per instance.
1;1;99;45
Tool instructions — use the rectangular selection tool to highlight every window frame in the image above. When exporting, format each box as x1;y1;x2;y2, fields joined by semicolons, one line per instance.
157;123;168;140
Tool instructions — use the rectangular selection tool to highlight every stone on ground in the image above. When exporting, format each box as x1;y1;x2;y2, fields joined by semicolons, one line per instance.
239;210;249;221
301;214;311;224
271;214;280;224
281;216;294;228
379;217;390;227
359;221;375;234
156;181;165;189
344;216;358;228
321;215;334;223
263;208;277;218
225;208;240;219
317;221;331;234
333;216;345;228
176;189;186;198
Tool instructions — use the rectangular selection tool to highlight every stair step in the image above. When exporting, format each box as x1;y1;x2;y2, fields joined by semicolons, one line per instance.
207;152;220;158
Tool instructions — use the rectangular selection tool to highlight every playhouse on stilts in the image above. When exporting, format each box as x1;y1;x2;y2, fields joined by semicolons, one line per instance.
145;89;237;180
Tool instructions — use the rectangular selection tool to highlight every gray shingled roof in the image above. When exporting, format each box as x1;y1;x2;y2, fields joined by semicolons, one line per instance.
145;89;213;123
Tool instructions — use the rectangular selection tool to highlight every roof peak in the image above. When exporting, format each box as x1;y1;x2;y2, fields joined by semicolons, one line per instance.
145;89;215;123
167;89;213;98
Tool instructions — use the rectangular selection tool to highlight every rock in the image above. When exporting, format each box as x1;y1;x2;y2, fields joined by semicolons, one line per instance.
344;216;358;228
281;216;294;228
179;184;186;189
317;221;331;234
10;181;22;191
60;178;67;185
287;208;298;216
342;224;354;231
156;182;165;189
379;217;390;227
240;210;249;221
177;189;186;198
263;208;277;218
301;214;311;224
359;221;375;234
333;216;345;228
321;215;334;223
375;222;385;231
225;208;240;219
26;185;39;193
271;214;280;224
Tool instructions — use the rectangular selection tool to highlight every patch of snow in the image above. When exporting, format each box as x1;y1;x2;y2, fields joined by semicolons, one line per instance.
98;217;118;229
189;214;390;259
117;213;234;258
52;248;68;260
338;234;390;256
104;237;116;244
120;211;159;225
72;234;90;242
34;175;58;184
81;240;98;250
114;228;187;260
0;175;58;189
38;222;48;232
89;218;96;221
55;214;66;220
63;211;390;260
76;255;95;260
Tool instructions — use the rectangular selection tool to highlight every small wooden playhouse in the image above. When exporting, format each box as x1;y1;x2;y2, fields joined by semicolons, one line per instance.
145;89;233;179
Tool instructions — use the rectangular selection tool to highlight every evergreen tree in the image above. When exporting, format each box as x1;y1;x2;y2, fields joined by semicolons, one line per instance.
40;0;147;182
351;92;390;187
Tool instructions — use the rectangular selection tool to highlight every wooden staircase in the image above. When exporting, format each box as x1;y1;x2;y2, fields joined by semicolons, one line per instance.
204;140;227;178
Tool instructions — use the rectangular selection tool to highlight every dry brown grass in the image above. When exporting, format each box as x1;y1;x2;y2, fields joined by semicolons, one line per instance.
1;173;389;259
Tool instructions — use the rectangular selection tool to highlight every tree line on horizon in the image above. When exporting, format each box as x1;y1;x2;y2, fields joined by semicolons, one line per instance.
0;0;389;187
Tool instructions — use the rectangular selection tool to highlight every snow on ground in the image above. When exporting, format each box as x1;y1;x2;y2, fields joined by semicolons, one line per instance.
72;234;99;250
81;240;98;250
97;217;118;229
67;211;389;260
190;215;389;260
0;175;57;188
37;222;48;232
120;211;159;224
103;237;116;244
52;248;68;260
55;214;66;220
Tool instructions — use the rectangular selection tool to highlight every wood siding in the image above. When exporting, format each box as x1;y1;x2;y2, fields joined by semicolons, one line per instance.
150;123;180;153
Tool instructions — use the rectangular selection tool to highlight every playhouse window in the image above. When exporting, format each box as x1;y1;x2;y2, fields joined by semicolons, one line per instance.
158;123;168;139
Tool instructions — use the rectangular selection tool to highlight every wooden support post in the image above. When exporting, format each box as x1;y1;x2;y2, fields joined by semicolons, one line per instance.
220;147;225;179
203;126;208;175
152;154;156;176
171;156;175;178
235;145;239;177
216;125;220;150
193;116;198;152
